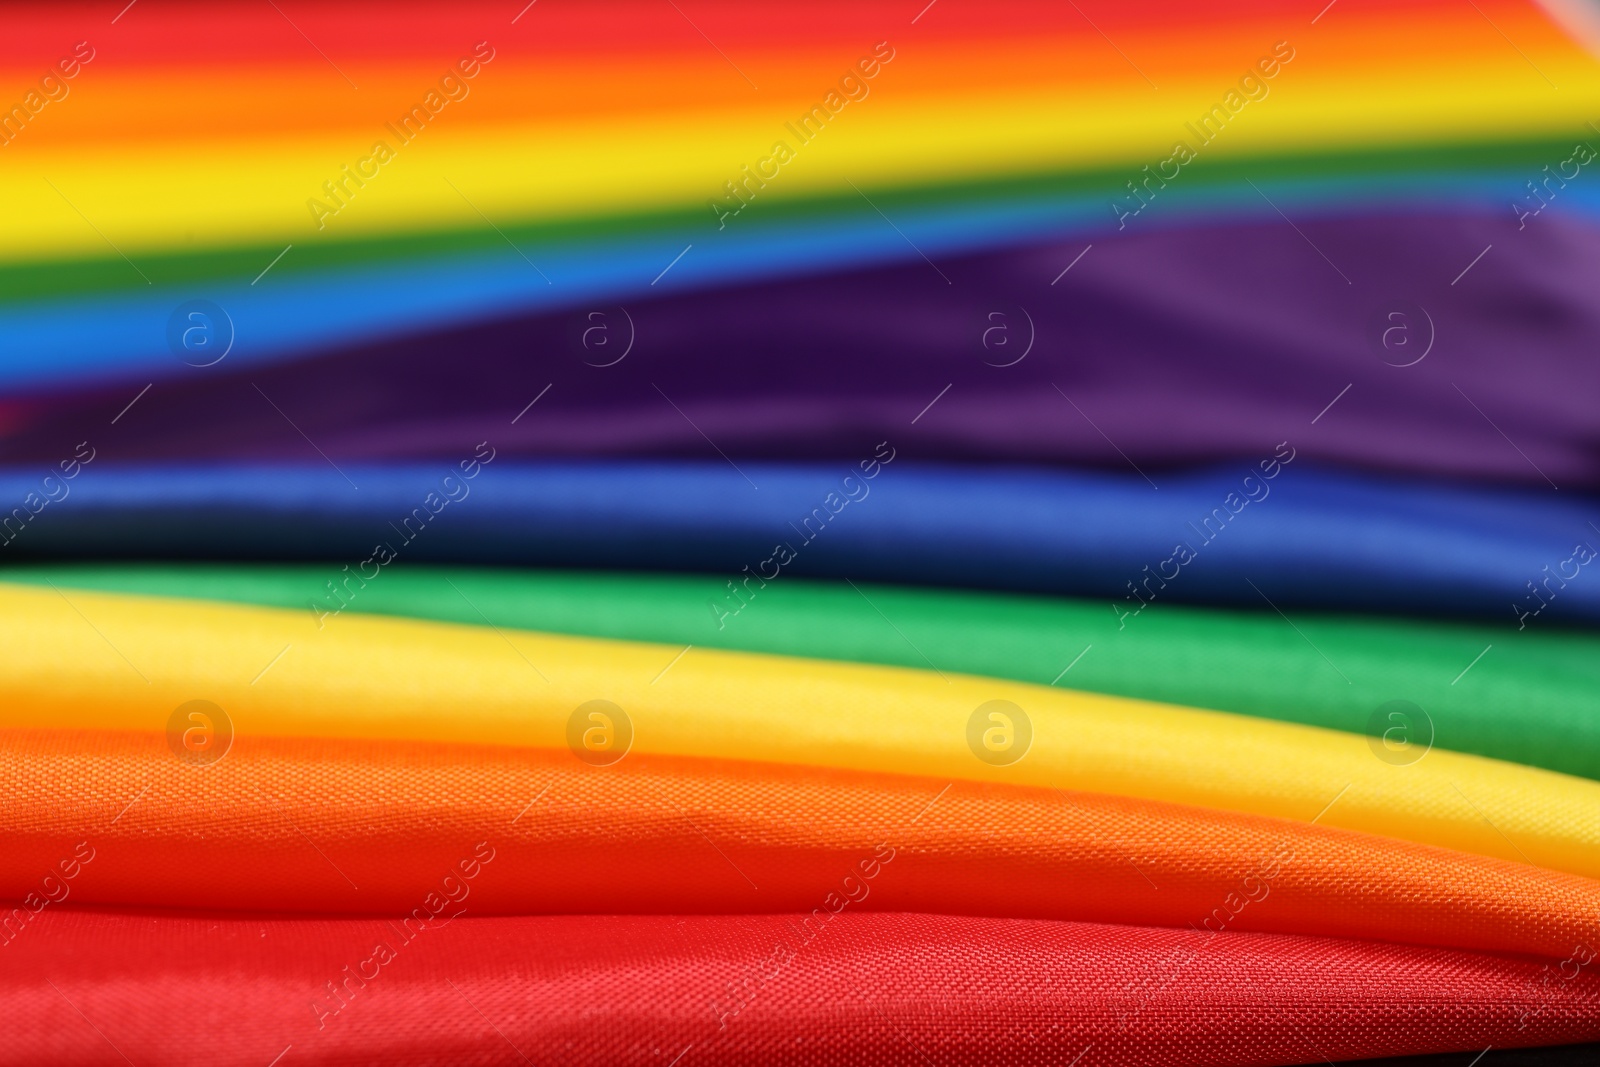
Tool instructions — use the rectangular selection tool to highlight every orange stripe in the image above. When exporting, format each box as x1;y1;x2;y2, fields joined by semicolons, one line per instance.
20;29;1575;151
9;727;1599;961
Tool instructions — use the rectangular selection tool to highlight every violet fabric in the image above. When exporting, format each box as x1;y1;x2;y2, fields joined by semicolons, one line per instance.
4;208;1596;491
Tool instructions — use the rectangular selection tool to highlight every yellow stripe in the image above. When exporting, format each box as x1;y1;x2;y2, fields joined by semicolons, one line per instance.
6;61;1598;263
5;582;1597;878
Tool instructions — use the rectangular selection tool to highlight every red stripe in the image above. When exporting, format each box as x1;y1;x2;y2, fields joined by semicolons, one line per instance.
6;909;1597;1066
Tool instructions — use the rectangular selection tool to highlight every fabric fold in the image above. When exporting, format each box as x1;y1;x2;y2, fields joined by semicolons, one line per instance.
14;563;1600;781
1323;1047;1600;1066
4;583;1600;880
8;727;1600;963
9;208;1600;492
1323;1048;1600;1067
4;462;1598;625
7;909;1598;1067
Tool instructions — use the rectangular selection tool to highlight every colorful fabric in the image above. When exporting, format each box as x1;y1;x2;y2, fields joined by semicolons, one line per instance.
9;727;1600;962
4;462;1598;625
16;563;1600;781
4;582;1599;880
6;210;1600;491
8;910;1599;1067
7;1;1600;1060
4;1;1597;399
1331;1047;1600;1067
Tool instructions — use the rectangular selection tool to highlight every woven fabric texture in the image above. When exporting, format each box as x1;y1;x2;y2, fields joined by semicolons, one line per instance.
1318;1045;1600;1066
5;463;1600;625
7;909;1599;1067
13;213;1600;495
4;583;1600;879
6;727;1600;964
16;564;1599;781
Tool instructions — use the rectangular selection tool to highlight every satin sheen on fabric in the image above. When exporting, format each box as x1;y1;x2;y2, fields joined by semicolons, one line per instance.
4;583;1600;879
6;910;1598;1067
2;462;1598;624
7;727;1600;961
14;564;1600;781
8;211;1596;490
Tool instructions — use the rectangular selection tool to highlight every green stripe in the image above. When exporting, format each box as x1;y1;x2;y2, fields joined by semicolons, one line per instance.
6;562;1597;781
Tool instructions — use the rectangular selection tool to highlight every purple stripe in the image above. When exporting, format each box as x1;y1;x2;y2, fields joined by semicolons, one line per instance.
5;206;1594;489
